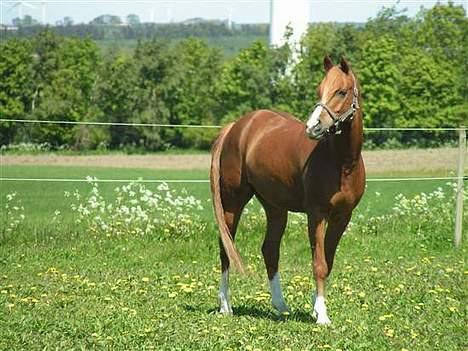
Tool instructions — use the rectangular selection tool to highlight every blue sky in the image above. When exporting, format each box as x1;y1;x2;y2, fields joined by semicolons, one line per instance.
1;0;466;25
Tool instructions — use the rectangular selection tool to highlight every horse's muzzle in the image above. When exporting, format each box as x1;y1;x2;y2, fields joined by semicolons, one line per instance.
306;125;326;140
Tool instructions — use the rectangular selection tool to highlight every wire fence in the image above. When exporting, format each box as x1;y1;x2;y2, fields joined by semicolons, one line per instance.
1;119;466;245
0;176;466;184
0;118;465;131
1;118;466;185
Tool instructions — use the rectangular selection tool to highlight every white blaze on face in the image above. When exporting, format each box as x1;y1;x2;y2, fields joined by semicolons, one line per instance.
306;105;323;130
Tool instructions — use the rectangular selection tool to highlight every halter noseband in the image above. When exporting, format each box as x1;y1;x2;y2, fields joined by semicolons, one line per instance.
314;74;360;134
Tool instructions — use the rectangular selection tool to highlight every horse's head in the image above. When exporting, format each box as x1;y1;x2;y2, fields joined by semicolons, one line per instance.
306;56;360;140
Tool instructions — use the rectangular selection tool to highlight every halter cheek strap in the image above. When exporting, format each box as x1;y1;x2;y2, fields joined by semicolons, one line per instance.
316;74;360;134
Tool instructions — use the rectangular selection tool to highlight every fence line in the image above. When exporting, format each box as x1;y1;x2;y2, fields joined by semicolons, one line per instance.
1;118;465;132
0;176;466;184
0;119;221;129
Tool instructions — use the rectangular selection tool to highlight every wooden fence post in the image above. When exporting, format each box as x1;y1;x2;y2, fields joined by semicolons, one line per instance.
454;127;466;247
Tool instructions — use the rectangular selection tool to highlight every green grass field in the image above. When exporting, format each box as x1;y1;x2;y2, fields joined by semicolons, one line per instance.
96;35;268;58
0;164;466;350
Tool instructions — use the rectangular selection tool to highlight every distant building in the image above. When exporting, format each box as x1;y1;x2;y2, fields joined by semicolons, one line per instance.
269;0;309;47
0;25;19;31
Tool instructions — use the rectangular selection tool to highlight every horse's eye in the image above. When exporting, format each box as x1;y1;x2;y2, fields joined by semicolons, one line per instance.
336;90;347;97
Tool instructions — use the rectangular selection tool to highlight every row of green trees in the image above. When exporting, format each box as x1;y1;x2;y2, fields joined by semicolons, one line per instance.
1;3;466;151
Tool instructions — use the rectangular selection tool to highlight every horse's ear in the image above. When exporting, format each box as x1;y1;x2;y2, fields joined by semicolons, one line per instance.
323;56;334;72
340;57;350;74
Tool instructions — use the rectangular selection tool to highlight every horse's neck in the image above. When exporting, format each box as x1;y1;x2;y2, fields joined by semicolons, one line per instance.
332;114;363;171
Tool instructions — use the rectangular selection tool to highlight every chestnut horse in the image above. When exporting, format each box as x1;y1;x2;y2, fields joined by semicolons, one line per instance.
210;57;365;324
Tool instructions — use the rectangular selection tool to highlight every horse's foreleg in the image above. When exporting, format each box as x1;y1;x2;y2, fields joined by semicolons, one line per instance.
325;212;351;275
262;207;289;314
308;214;331;324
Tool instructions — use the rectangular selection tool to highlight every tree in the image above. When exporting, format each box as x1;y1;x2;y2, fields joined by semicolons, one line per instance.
215;41;273;122
414;3;467;118
63;17;74;26
171;38;223;148
12;15;39;27
95;54;144;149
30;33;102;148
126;14;140;26
132;39;177;149
357;35;402;128
90;15;122;26
397;47;463;129
0;39;34;145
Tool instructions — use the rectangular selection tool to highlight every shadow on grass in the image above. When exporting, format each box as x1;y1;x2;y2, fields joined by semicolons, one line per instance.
183;303;314;323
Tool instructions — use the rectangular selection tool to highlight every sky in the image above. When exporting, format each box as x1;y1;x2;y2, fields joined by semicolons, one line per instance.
0;0;466;25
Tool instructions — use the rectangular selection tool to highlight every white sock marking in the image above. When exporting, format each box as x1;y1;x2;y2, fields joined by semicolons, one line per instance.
313;294;331;324
269;272;290;313
218;270;232;314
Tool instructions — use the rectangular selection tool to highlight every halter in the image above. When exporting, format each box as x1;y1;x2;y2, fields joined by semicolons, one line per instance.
313;73;360;134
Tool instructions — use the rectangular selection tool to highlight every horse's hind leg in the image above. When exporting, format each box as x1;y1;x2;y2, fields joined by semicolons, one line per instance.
261;205;289;314
218;185;253;314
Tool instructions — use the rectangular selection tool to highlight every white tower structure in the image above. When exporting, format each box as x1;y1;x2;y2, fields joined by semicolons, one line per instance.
269;0;309;47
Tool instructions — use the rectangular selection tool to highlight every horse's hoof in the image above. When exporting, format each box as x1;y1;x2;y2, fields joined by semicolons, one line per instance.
219;306;233;315
273;302;291;315
316;315;331;325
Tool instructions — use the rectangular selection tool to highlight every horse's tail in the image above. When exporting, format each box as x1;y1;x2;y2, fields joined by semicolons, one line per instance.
210;123;244;273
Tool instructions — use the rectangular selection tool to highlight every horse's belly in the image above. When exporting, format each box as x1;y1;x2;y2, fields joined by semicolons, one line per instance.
248;177;305;212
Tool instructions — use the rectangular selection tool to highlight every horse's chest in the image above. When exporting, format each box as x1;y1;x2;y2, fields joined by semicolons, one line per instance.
303;165;359;212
